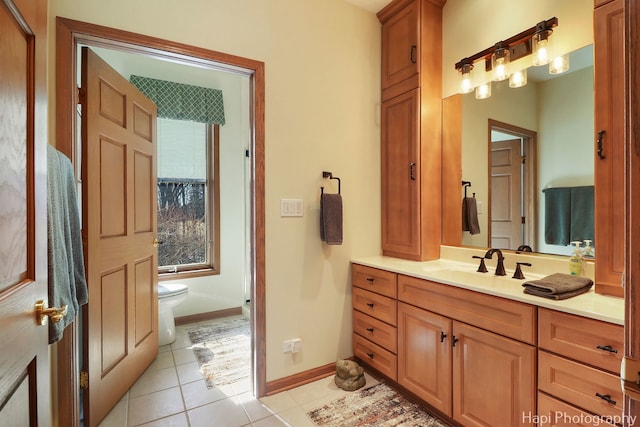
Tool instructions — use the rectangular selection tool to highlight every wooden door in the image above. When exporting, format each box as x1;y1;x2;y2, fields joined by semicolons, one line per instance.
397;302;452;416
0;0;50;425
452;322;535;427
381;88;421;259
594;0;624;297
81;47;159;427
490;139;522;249
379;0;419;90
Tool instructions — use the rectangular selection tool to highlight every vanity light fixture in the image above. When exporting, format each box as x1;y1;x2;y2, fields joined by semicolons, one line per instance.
509;69;527;88
455;17;558;97
491;42;511;81
460;62;474;94
549;54;570;74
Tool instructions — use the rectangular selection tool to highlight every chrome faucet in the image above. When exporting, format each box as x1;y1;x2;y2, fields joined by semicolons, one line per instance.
484;248;506;276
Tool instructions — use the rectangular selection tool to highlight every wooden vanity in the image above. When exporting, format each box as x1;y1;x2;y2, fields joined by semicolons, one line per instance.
351;262;624;427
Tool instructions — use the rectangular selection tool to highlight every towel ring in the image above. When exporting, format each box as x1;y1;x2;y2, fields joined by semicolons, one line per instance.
322;171;341;195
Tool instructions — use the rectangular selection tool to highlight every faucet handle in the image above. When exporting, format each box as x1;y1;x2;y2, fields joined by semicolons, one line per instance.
472;255;488;273
512;262;532;279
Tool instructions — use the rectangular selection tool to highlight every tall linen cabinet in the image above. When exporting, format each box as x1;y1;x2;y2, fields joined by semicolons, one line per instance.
378;0;445;261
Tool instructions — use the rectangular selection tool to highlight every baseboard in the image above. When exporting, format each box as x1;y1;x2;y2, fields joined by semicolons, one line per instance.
264;357;355;396
175;307;242;325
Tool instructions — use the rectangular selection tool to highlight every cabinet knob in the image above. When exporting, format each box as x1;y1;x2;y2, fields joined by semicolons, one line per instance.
452;336;459;347
366;277;375;283
366;328;374;333
440;331;447;343
410;45;417;64
366;352;375;359
366;303;374;308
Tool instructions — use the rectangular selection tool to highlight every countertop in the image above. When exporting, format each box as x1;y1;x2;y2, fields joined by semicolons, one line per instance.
351;255;625;325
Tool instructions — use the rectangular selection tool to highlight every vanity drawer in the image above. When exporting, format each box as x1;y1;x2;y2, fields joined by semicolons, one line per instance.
353;310;397;353
352;264;397;298
537;392;617;426
353;287;397;326
538;351;623;419
397;274;536;344
353;333;397;381
538;308;623;374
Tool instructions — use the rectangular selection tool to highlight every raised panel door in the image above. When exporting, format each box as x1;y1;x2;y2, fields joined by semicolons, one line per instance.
452;322;535;427
397;302;452;415
594;0;624;297
381;88;421;259
379;0;419;90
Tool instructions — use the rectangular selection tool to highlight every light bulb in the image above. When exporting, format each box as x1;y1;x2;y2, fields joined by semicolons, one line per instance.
475;82;491;99
549;54;570;74
509;69;527;88
491;45;511;81
532;30;553;66
460;63;474;94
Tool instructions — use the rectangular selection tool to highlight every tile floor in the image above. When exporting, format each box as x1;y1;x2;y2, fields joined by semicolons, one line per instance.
97;319;382;427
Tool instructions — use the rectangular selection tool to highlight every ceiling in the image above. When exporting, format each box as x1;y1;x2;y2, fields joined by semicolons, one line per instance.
343;0;392;13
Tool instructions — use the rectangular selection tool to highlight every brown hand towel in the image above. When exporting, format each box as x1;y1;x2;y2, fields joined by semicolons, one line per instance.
462;197;480;235
320;193;343;245
522;273;593;300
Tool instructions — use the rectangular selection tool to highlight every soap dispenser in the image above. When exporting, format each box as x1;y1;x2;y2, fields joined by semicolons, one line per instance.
582;240;594;259
569;241;583;276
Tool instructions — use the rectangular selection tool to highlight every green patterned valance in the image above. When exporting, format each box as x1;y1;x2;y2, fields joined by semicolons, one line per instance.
130;75;225;125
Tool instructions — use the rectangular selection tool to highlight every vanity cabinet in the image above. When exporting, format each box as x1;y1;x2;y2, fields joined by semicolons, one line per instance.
377;0;444;261
397;274;536;426
594;0;625;297
351;264;398;380
537;308;624;423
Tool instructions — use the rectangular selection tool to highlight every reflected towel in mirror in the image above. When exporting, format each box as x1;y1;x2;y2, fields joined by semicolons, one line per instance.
462;197;480;235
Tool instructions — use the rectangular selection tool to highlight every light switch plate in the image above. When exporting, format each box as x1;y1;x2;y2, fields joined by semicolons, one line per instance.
281;199;303;217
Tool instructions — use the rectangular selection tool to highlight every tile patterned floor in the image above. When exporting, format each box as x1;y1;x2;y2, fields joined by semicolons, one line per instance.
97;319;381;427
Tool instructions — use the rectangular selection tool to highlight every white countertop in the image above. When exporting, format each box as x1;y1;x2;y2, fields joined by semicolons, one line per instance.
351;255;624;325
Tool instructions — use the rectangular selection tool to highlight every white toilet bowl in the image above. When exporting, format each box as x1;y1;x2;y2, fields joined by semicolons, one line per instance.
158;283;188;346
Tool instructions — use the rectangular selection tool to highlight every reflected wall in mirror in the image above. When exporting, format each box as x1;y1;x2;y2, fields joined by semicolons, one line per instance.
455;45;594;256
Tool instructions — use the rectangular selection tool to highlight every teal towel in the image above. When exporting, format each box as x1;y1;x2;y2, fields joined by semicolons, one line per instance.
544;187;571;245
570;186;594;244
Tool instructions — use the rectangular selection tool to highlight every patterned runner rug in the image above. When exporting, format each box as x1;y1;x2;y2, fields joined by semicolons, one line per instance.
307;382;450;427
187;317;250;389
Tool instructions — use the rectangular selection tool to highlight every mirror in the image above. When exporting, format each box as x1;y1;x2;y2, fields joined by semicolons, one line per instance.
453;44;594;256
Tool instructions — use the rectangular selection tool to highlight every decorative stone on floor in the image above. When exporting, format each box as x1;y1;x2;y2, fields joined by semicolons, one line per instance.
334;359;366;391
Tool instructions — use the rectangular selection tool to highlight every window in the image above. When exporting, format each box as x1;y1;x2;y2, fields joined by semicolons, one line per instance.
157;118;220;277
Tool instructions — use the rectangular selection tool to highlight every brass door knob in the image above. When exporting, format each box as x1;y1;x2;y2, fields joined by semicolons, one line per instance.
34;300;68;326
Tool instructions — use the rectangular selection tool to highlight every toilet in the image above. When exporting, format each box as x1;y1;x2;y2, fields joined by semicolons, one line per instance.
158;283;188;346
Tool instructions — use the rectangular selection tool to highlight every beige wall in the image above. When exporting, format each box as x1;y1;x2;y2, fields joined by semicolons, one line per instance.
48;0;382;382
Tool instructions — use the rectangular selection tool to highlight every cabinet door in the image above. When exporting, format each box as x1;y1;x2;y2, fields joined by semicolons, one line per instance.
381;88;421;259
397;302;452;415
594;0;624;297
452;322;535;427
380;0;419;90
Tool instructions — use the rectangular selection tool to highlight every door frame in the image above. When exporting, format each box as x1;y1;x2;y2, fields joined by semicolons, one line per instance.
487;119;538;251
54;17;266;426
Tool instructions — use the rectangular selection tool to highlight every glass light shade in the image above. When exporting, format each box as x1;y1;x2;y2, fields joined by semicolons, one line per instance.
475;82;491;99
532;30;553;66
549;54;570;74
509;69;527;88
460;63;474;94
491;47;510;81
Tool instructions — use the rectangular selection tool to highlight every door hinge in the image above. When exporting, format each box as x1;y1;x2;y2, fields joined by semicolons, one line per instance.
521;216;526;224
79;371;89;390
521;156;526;164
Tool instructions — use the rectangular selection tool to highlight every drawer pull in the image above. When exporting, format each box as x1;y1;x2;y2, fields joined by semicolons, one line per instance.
452;336;459;347
366;277;375;283
596;344;618;354
595;392;616;405
366;328;374;333
366;303;374;308
366;352;375;359
440;331;447;343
